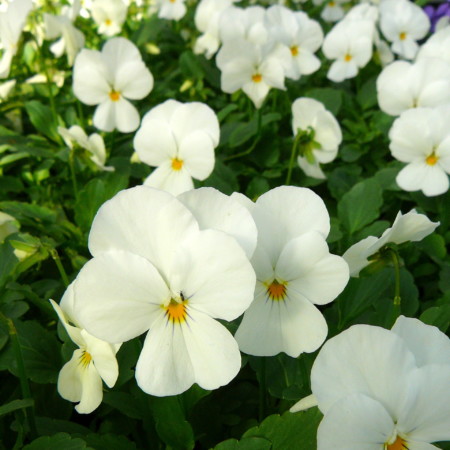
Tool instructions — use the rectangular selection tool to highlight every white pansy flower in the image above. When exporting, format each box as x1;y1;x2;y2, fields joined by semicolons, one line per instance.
343;209;439;277
91;0;127;37
58;125;114;171
44;0;85;66
51;284;120;414
379;0;430;60
322;18;374;82
216;38;288;108
390;106;450;196
193;0;235;59
376;58;450;116
313;0;349;23
154;0;186;21
234;186;349;357
72;186;256;396
0;0;33;78
265;6;323;80
133;100;219;195
291;97;342;179
73;37;154;133
305;318;450;449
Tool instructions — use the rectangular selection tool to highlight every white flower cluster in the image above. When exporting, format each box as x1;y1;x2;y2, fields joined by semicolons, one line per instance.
321;0;430;82
200;3;324;108
291;316;450;449
377;26;450;196
51;185;349;411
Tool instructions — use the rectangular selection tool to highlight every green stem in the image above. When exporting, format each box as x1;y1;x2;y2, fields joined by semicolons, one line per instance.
258;358;266;422
50;248;70;287
69;151;78;199
389;249;402;325
0;313;37;439
285;133;302;185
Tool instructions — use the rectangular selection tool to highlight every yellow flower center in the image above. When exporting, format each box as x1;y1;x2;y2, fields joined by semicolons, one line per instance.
329;1;336;6
79;350;92;368
344;53;352;62
266;280;287;302
399;32;407;41
385;436;408;450
290;46;299;56
252;73;262;83
109;90;121;102
426;153;438;166
171;158;183;171
164;298;188;324
105;18;112;26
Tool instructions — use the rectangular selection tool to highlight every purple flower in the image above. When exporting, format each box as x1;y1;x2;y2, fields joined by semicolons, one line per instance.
424;1;450;31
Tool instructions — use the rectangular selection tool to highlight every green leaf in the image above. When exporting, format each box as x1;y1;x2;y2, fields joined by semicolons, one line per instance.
214;437;271;450
242;408;322;449
149;396;195;450
0;243;18;288
23;433;90;450
356;76;378;110
24;101;61;143
338;178;383;234
74;173;129;231
179;51;204;79
83;434;137;450
0;398;33;416
420;305;450;333
417;234;447;260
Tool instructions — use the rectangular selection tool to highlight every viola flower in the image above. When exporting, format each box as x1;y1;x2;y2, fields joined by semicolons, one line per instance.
376;58;450;116
72;186;256;396
322;18;374;82
291;97;342;179
0;0;33;78
423;0;450;32
343;209;439;277
50;284;120;414
58;125;114;171
154;0;187;21
313;0;349;23
265;5;323;81
73;37;154;133
193;0;235;59
216;38;288;108
44;0;85;66
305;317;450;449
234;186;349;357
133;100;219;195
389;106;450;196
379;0;430;60
91;0;127;37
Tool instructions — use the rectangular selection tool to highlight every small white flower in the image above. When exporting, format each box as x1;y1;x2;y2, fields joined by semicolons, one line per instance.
291;97;342;179
322;18;374;82
91;0;127;37
234;186;349;357
58;125;114;171
133;100;219;195
154;0;186;21
313;0;349;23
379;0;430;60
50;284;120;414
389;106;450;196
343;209;439;277
73;37;154;133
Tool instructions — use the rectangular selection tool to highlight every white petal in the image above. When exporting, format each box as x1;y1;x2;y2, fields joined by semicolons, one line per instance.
179;131;215;180
135;314;194;396
57;350;83;403
396;162;449;196
172;229;256;321
392;316;450;366
311;324;416;416
144;162;194;195
88;186;199;277
182;310;241;390
178;187;257;259
73;49;110;105
115;60;153;100
75;362;104;414
276;233;349;305
74;250;170;344
343;236;381;277
318;393;394;450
